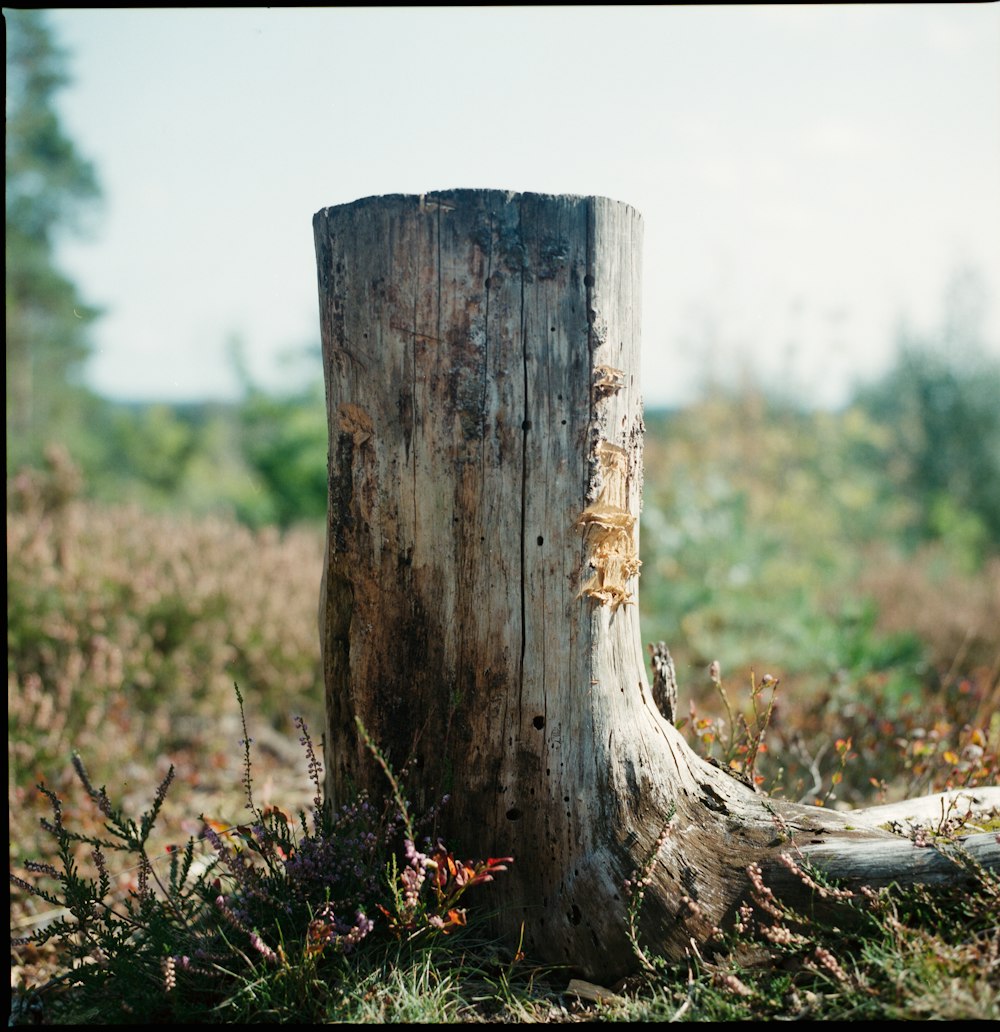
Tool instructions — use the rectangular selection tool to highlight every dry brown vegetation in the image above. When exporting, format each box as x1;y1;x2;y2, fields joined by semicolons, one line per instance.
8;451;324;899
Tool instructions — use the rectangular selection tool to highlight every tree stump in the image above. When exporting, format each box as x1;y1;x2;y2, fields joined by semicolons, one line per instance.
314;189;999;980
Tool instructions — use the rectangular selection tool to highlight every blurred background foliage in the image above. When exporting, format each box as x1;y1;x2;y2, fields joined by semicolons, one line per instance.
6;9;999;809
6;7;103;474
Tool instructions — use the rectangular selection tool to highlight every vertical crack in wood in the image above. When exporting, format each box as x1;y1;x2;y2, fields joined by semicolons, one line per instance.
481;211;493;480
518;196;528;718
436;200;443;374
584;198;596;499
411;290;419;550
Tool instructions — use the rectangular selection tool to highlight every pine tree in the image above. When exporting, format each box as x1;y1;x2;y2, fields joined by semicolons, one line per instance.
6;8;103;472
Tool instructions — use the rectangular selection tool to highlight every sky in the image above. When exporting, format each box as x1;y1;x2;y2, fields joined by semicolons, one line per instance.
36;4;1000;409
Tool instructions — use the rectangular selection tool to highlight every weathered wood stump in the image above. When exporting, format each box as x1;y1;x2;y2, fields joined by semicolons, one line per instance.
313;189;999;979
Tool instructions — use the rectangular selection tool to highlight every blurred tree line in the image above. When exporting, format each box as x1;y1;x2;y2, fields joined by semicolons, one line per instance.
6;9;1000;556
6;7;102;467
5;9;327;530
853;271;1000;564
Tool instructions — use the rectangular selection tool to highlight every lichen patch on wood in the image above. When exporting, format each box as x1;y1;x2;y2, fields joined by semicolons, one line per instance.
575;441;641;608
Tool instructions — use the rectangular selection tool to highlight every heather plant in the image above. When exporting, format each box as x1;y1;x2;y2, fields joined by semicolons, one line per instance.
676;657;998;813
9;687;514;1024
615;799;1000;1023
613;666;1000;1021
687;845;1000;1021
8;449;325;858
